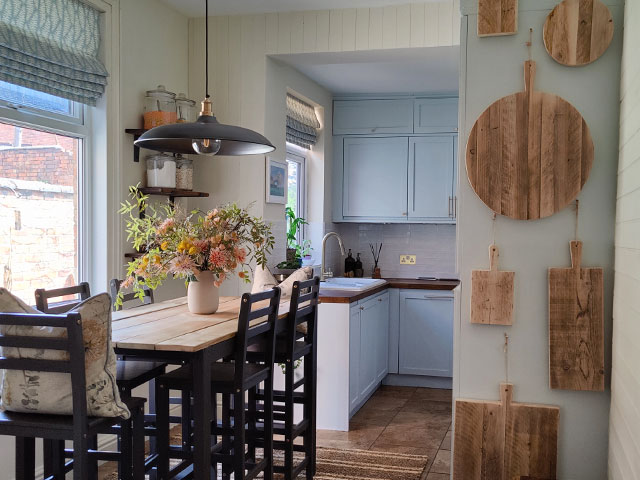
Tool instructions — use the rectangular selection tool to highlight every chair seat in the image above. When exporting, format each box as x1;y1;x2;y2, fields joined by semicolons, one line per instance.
0;397;145;440
158;362;270;393
116;360;167;392
247;338;311;363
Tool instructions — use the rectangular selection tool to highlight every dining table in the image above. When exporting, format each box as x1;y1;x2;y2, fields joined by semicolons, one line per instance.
112;295;291;480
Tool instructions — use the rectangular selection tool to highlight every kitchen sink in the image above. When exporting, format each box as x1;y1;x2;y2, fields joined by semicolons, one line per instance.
320;277;387;292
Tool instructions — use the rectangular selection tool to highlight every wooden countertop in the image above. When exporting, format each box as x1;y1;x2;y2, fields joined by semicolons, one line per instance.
318;278;460;304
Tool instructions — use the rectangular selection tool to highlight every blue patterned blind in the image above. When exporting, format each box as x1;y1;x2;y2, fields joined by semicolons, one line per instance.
286;94;320;150
0;0;108;106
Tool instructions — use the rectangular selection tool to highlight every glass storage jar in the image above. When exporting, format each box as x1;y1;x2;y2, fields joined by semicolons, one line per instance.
175;93;196;123
175;154;193;190
146;153;176;188
143;85;177;129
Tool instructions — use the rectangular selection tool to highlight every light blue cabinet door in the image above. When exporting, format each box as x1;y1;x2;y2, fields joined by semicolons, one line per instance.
408;136;455;221
372;292;390;382
343;137;408;219
359;297;380;399
387;288;400;374
414;98;458;134
334;99;414;135
349;306;361;412
399;291;453;377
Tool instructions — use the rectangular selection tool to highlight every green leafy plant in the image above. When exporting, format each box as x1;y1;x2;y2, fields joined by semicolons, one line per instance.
285;206;307;250
117;185;275;306
277;207;311;269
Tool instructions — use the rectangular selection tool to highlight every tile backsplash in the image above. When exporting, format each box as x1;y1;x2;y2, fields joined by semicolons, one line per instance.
326;223;457;279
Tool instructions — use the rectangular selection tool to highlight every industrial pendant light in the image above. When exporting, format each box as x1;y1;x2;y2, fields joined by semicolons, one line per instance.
135;0;275;156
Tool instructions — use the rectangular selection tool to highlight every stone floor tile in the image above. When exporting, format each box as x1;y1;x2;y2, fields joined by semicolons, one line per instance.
430;449;451;474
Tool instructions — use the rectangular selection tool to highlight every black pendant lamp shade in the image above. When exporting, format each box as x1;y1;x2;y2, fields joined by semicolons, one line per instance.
134;114;275;156
134;0;275;157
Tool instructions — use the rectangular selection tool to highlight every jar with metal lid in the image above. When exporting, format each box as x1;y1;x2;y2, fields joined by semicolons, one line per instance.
146;153;176;188
143;85;177;129
175;93;196;123
175;154;193;190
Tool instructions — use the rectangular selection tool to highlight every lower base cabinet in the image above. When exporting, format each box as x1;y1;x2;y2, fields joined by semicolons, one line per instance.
349;291;390;415
397;290;454;377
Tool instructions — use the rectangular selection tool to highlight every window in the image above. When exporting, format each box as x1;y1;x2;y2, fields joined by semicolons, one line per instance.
286;149;306;239
0;85;87;304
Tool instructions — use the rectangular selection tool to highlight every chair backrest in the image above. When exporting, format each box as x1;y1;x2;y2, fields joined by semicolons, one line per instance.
285;277;320;356
110;278;154;311
34;283;91;314
0;312;88;432
235;287;281;387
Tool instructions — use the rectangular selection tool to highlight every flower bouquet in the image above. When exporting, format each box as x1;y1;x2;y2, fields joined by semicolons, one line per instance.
118;186;274;313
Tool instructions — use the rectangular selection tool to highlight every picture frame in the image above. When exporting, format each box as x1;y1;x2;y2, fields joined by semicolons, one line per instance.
265;156;287;204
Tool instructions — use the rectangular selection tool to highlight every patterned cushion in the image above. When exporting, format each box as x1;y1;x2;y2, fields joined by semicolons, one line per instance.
251;266;313;297
0;289;130;418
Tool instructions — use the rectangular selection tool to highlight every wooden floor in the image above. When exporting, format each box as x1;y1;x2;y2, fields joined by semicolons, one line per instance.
317;385;452;480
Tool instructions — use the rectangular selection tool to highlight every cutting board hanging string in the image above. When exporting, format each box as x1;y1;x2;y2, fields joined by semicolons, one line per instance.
526;28;533;61
574;199;580;241
504;332;510;383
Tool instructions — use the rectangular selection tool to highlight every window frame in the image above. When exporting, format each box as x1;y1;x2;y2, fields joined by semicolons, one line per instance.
286;147;307;242
0;91;91;288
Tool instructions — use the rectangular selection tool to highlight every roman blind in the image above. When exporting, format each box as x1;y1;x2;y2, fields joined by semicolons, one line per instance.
0;0;108;105
286;94;320;150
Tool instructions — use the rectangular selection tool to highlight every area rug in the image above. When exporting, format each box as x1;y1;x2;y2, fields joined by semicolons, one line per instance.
315;447;429;480
100;434;429;480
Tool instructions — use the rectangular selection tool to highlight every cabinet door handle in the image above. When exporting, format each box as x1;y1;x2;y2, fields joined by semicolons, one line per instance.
448;196;453;217
454;196;457;218
378;298;383;302
424;295;452;300
360;305;365;310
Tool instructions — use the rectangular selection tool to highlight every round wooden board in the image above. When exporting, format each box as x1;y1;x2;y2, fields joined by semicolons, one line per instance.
466;61;594;220
543;0;614;67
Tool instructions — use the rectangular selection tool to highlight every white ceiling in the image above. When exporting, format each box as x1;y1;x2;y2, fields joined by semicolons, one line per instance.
160;0;440;17
272;47;459;95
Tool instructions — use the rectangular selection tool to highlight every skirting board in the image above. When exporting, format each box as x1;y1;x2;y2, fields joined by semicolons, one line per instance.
383;374;453;389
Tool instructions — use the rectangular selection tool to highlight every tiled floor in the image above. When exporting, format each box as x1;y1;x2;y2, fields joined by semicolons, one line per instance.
316;386;452;480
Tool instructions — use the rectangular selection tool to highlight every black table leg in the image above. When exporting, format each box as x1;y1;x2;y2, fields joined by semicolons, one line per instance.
192;348;213;480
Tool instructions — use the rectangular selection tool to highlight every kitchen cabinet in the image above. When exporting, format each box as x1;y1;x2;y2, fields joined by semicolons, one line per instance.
398;290;453;377
414;98;459;133
342;137;408;219
333;99;414;135
408;136;456;221
349;290;390;415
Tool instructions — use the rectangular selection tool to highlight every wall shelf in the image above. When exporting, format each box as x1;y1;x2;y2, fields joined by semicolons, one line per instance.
125;128;147;162
138;187;209;203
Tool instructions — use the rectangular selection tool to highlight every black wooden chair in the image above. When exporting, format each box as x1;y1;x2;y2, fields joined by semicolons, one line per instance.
110;278;154;311
0;311;146;480
248;277;320;480
154;287;282;480
35;283;167;477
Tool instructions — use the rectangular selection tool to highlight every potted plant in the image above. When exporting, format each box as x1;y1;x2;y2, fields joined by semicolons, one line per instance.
118;186;274;314
276;207;310;272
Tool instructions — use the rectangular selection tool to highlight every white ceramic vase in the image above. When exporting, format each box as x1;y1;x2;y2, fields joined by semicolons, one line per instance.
187;271;220;314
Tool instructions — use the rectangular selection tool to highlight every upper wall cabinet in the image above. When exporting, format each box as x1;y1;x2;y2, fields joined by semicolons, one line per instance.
414;98;459;134
333;99;414;135
343;137;409;219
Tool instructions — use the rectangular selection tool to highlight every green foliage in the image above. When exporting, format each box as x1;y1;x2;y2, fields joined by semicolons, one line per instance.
285;206;307;250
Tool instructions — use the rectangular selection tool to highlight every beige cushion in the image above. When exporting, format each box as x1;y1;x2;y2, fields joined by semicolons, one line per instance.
0;289;130;418
251;266;313;297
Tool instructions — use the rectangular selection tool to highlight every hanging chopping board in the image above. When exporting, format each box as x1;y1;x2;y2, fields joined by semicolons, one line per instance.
471;245;515;325
543;0;614;67
454;383;559;480
466;61;594;220
478;0;518;36
548;240;604;391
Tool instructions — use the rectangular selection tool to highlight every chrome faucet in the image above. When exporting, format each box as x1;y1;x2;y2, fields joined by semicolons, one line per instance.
321;232;346;281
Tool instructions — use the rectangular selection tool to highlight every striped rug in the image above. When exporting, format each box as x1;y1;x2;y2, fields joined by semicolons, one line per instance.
314;447;429;480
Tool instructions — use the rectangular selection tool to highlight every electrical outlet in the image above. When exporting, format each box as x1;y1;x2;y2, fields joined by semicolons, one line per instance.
400;254;416;265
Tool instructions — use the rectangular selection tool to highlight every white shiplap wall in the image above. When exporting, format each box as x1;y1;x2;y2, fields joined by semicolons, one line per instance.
609;0;640;478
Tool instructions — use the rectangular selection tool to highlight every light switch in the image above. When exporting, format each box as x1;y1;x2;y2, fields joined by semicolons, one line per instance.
400;254;416;265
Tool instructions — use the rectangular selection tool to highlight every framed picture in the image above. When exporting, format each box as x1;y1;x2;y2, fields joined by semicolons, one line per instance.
265;156;287;204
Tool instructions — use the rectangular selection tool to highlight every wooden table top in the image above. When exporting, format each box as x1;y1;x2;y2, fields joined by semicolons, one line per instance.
112;296;290;353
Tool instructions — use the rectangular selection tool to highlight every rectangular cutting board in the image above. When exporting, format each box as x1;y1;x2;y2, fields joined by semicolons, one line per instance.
471;245;515;325
478;0;518;36
453;384;559;480
549;240;604;391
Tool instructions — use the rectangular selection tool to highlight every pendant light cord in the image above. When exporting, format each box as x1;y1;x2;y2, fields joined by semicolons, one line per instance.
205;0;209;99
